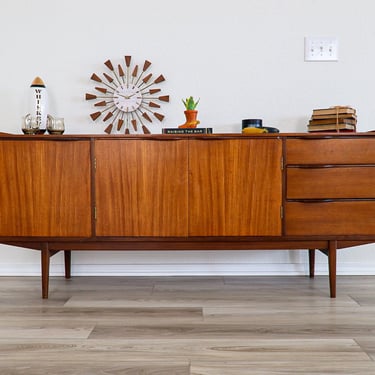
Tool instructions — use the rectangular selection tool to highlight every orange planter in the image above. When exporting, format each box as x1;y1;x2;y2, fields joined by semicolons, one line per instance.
179;110;200;128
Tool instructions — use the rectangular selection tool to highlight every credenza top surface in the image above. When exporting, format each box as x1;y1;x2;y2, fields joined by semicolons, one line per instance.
1;131;375;141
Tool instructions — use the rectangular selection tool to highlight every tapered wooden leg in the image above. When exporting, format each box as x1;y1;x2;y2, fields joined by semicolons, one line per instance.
308;249;315;278
328;240;337;298
41;243;50;299
64;251;71;279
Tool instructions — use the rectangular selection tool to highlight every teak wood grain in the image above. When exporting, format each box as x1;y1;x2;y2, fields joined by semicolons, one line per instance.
287;166;375;199
0;140;91;237
188;138;282;236
286;138;375;164
95;139;189;236
285;201;375;236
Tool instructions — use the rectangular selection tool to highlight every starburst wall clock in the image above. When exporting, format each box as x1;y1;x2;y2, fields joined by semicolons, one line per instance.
85;56;169;134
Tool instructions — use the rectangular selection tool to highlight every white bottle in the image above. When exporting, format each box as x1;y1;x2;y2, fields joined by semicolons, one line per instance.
30;77;48;131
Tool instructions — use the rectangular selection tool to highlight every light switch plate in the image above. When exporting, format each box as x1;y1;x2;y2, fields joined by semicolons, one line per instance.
305;37;338;62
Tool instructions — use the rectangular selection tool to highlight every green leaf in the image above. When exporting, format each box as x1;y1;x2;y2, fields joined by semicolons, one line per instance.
182;96;200;110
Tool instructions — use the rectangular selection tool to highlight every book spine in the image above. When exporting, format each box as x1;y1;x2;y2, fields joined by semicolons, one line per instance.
162;128;213;134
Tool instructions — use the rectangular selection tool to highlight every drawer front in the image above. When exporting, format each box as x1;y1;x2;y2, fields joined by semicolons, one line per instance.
286;138;375;164
285;201;375;235
287;166;375;199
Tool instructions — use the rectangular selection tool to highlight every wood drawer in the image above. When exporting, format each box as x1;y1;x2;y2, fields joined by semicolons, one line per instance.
286;138;375;164
285;201;375;235
287;166;375;199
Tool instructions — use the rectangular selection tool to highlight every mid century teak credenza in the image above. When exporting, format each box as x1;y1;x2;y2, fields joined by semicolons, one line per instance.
1;132;375;298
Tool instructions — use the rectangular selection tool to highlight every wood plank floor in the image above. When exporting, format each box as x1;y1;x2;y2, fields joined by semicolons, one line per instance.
1;275;375;374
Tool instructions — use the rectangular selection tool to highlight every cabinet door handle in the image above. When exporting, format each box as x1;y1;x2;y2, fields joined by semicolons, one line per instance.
290;199;335;203
289;165;337;169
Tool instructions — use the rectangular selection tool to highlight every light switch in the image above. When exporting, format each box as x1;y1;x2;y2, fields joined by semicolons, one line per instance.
305;37;338;62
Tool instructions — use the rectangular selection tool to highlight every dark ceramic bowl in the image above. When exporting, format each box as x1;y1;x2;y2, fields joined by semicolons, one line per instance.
242;119;263;129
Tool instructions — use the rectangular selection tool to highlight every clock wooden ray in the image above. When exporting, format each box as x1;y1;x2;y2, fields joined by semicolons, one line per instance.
85;56;169;134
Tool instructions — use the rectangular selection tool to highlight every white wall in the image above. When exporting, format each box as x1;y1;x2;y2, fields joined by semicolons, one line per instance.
1;0;375;276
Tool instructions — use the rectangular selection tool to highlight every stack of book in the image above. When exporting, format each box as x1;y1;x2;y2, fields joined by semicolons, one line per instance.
308;106;357;132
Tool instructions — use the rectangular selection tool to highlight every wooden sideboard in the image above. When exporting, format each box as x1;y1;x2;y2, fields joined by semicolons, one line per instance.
1;132;375;298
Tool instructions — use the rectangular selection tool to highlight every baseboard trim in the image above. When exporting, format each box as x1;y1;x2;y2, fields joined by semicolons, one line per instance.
1;262;374;276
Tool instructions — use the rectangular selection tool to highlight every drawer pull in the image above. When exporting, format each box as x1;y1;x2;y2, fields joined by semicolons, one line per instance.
288;199;334;203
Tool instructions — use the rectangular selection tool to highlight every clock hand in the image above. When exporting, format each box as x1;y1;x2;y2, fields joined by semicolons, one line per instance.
114;92;141;100
127;92;140;98
114;93;132;99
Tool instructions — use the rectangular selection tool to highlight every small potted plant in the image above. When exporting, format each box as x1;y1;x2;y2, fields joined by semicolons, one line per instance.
179;96;200;128
182;96;200;111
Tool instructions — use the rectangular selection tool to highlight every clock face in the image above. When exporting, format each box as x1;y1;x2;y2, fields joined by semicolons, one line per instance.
113;85;142;112
85;55;169;134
